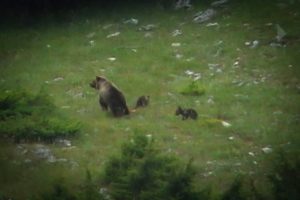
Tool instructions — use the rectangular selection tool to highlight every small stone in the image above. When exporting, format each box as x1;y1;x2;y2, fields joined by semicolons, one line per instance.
146;134;152;140
221;121;232;127
203;171;213;177
55;139;72;147
186;57;195;62
139;24;157;31
107;57;116;61
248;152;255;157
208;63;219;68
144;32;153;38
175;54;183;59
206;22;219;27
106;32;120;38
207;96;214;104
86;32;96;38
228;136;234;140
103;24;113;30
216;68;222;73
172;29;182;37
185;70;194;75
194;9;216;23
211;0;228;7
262;147;273;154
193;75;201;81
89;40;95;46
245;41;251;46
47;156;57;163
250;40;259;48
53;77;64;82
24;159;32;163
233;61;239;66
171;42;181;47
123;18;138;25
61;106;71;109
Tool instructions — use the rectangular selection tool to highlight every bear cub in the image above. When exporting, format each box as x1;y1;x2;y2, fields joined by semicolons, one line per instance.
175;106;198;120
90;76;129;117
135;95;150;109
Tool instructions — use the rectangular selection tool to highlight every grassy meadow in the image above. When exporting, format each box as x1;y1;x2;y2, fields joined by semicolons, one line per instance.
0;0;299;199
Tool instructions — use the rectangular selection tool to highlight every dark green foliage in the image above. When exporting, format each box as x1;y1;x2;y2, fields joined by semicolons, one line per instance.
0;91;48;119
36;173;105;200
221;151;300;200
102;134;205;200
221;177;244;200
80;170;104;200
268;151;300;200
0;90;80;142
40;184;77;200
0;192;12;200
221;176;264;200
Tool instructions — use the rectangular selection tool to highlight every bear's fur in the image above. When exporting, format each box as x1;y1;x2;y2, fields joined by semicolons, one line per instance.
175;106;198;120
135;95;150;109
90;76;129;117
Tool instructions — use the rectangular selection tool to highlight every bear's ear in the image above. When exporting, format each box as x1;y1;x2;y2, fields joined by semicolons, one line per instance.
96;76;106;81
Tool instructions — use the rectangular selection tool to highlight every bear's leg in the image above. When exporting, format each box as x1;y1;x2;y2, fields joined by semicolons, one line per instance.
99;97;108;111
119;99;129;115
110;106;123;117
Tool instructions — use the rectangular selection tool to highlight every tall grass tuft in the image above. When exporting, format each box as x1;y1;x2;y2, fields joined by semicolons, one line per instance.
179;81;206;96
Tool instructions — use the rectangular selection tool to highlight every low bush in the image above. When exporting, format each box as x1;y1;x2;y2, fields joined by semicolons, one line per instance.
268;151;300;200
221;150;300;200
0;90;80;142
102;134;206;200
39;183;77;200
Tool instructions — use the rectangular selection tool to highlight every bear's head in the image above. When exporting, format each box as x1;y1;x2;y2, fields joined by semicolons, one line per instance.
90;76;107;89
175;106;182;116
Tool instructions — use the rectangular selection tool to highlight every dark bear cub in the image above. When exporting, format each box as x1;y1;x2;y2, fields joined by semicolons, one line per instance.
175;106;198;120
135;95;150;108
90;76;129;117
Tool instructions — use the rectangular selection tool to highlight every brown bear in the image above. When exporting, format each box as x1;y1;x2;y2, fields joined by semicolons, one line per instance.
90;76;130;117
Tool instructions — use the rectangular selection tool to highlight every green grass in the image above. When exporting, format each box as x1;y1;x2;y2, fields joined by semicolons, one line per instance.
0;0;300;199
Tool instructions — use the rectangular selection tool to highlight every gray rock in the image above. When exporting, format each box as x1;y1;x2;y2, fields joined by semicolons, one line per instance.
55;139;72;147
139;24;157;31
33;144;53;160
262;147;273;154
211;0;228;7
175;0;192;10
194;9;216;23
123;18;138;25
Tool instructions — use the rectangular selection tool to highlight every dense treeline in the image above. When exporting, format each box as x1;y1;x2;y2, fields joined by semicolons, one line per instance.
1;0;177;15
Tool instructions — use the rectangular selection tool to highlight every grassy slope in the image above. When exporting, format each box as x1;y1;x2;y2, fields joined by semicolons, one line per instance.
0;1;299;199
